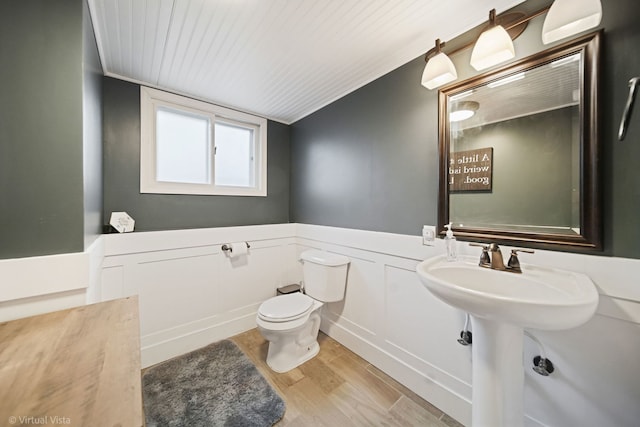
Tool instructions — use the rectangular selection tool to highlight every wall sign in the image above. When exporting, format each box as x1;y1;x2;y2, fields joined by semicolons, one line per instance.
449;147;493;192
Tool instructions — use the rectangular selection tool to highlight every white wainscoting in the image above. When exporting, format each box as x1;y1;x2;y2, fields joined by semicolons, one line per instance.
296;224;640;427
0;238;103;322
1;223;638;427
101;224;300;368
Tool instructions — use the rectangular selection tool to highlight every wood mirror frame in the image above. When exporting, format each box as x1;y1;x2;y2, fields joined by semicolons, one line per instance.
438;31;602;251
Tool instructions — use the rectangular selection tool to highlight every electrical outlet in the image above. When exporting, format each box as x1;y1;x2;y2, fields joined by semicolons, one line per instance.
422;225;436;246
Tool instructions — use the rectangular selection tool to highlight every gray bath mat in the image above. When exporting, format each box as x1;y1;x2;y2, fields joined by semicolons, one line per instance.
142;340;285;427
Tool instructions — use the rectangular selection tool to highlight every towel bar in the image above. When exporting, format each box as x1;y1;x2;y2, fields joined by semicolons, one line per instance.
619;76;640;141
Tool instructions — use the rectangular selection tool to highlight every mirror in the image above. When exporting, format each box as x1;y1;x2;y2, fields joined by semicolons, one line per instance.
438;32;601;251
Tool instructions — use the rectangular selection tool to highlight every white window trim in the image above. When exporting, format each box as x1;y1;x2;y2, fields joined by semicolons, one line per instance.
140;86;267;197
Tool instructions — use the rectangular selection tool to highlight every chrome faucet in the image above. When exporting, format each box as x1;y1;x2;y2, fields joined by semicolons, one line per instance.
488;243;506;270
469;243;534;273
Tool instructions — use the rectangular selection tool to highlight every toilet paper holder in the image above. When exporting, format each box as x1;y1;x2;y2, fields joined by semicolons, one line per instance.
221;242;251;253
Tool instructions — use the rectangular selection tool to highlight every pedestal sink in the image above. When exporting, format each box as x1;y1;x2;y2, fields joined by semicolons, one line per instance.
416;255;599;427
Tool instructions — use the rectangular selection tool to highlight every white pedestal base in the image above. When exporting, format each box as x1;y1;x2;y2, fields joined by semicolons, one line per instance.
470;316;524;427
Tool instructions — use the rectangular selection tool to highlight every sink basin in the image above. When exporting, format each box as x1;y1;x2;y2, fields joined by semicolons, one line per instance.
417;254;600;426
416;255;599;330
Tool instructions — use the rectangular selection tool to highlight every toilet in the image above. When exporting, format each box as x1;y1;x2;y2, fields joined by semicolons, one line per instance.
256;249;350;373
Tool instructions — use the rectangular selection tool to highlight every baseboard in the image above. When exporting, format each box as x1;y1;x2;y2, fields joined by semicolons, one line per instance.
141;311;258;368
0;289;88;323
320;316;553;427
320;315;472;426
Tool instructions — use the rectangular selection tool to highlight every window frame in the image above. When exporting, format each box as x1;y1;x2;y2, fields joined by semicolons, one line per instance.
140;86;267;197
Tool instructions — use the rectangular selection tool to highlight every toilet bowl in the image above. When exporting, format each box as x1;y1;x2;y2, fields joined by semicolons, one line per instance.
256;250;350;372
256;293;323;373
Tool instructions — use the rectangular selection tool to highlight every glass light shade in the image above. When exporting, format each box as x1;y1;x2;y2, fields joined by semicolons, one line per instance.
542;0;602;44
450;101;479;122
450;109;475;122
421;52;458;90
470;25;515;71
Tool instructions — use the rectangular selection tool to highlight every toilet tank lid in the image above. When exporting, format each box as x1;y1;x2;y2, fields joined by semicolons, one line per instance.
300;250;350;266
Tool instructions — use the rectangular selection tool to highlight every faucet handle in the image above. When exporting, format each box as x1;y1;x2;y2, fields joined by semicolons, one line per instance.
469;243;490;266
469;243;489;249
507;248;535;272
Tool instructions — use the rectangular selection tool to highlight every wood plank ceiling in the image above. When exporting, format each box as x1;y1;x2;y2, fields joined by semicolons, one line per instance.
88;0;524;124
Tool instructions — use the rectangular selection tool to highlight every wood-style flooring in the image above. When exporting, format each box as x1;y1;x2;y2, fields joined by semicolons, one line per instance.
232;328;464;427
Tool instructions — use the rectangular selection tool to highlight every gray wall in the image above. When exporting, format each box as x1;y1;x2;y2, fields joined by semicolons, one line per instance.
0;0;86;259
102;77;290;231
83;0;104;248
291;59;439;235
291;0;640;259
2;0;639;259
602;0;640;258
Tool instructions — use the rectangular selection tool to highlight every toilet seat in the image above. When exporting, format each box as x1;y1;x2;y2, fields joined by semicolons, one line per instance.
258;293;314;323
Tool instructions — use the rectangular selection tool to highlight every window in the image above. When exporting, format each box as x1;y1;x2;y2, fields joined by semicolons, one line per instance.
140;87;267;196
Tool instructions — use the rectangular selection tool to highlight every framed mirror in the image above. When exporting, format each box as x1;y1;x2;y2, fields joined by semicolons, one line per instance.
438;31;601;251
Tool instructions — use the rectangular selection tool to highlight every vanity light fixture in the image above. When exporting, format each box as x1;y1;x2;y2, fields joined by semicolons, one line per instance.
470;9;515;71
420;3;602;89
450;101;479;122
421;39;458;90
542;0;602;45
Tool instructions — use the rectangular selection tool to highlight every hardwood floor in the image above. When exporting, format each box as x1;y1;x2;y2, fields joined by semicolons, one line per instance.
231;329;464;427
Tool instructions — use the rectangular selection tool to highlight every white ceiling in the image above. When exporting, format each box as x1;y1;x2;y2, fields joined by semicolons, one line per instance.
88;0;525;124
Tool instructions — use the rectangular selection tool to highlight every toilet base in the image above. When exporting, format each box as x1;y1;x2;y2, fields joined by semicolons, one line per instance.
266;338;320;373
258;308;322;373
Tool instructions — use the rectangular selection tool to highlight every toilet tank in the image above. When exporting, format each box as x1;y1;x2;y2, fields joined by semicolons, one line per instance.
300;250;350;302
